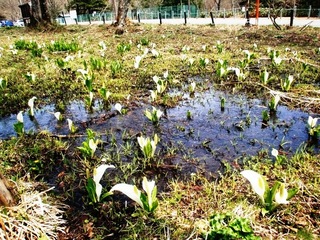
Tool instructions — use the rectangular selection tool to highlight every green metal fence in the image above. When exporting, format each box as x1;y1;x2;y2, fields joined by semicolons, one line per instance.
77;12;114;22
58;5;320;24
134;5;199;19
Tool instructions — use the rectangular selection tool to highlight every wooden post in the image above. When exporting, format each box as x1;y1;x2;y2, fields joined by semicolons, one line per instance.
308;5;311;18
62;12;67;25
290;9;294;26
159;12;162;25
245;10;250;26
210;12;215;26
184;11;187;25
255;0;260;25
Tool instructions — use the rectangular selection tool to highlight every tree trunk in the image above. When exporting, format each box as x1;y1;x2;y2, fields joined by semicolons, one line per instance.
0;173;15;207
30;0;52;27
270;16;281;30
114;0;131;27
113;0;119;23
30;0;41;26
40;0;51;24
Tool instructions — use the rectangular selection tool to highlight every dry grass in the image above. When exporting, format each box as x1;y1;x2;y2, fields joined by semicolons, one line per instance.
0;182;67;240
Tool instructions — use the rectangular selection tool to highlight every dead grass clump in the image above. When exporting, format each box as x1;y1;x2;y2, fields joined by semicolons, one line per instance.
0;183;67;240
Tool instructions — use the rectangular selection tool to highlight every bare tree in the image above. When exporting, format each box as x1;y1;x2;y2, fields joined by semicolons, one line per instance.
30;0;52;26
0;0;22;20
111;0;131;27
214;0;223;10
192;0;205;12
266;0;298;29
48;0;70;19
204;0;241;11
205;0;216;11
139;0;163;8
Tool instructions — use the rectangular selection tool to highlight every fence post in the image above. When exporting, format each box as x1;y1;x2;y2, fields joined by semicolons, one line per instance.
223;9;226;18
88;14;91;24
210;12;215;26
308;5;311;18
245;10;250;26
159;12;162;25
138;13;140;23
294;5;297;17
102;15;105;24
290;9;294;26
184;11;187;25
61;12;67;25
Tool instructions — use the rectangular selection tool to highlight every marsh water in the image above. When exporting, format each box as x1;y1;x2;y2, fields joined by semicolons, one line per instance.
0;86;318;173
